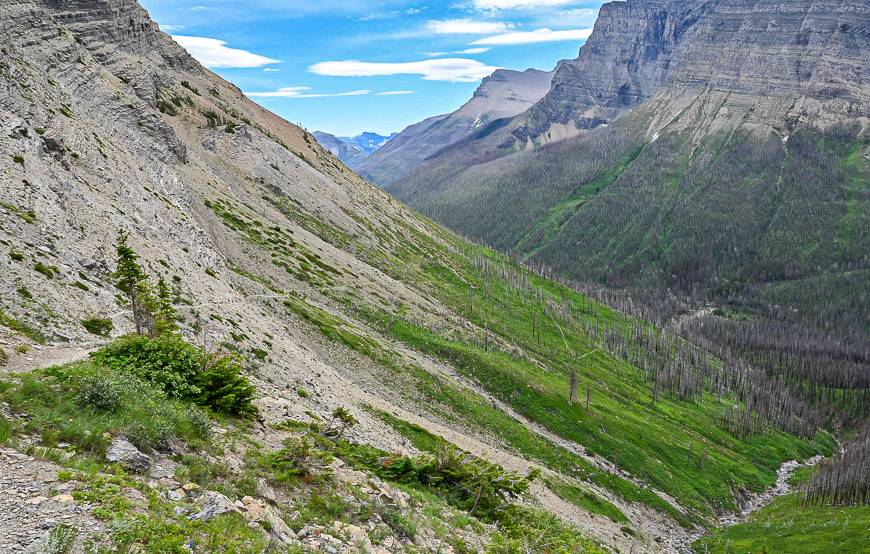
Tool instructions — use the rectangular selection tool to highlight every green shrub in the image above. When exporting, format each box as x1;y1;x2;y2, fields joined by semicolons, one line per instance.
488;505;606;553
90;335;257;416
335;438;537;519
73;281;90;292
27;523;77;554
0;348;7;367
191;354;257;416
12;155;24;165
16;287;32;299
9;250;24;262
267;435;332;482
76;373;122;411
81;316;113;337
0;309;46;344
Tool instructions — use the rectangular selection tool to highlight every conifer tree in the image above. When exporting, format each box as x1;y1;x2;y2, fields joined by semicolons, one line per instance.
152;277;179;336
113;229;152;334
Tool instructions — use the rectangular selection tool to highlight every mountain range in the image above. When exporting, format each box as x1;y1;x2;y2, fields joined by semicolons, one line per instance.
0;0;867;552
313;131;397;169
385;0;869;333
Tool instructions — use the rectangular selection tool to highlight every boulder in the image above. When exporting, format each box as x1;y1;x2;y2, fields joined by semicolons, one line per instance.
188;491;239;521
106;437;151;472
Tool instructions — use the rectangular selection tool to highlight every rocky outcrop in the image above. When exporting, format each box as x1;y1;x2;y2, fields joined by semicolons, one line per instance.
358;68;553;185
643;0;870;138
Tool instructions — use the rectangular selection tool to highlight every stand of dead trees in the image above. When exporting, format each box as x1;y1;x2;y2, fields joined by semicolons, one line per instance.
469;254;855;440
805;425;870;507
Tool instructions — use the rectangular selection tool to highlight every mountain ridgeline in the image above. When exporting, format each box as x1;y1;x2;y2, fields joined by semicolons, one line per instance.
0;0;865;552
313;130;397;169
358;68;554;186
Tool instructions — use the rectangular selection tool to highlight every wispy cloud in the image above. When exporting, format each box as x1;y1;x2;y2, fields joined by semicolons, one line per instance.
426;19;514;34
159;24;185;32
172;36;280;68
245;86;371;98
425;47;490;57
376;90;415;95
472;27;592;45
309;58;499;82
473;0;574;9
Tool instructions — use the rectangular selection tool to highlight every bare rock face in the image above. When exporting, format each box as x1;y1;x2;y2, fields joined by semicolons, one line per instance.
515;0;711;144
188;491;238;522
646;0;870;137
520;0;869;144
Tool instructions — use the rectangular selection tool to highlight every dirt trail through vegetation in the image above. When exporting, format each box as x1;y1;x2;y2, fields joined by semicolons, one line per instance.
5;343;101;374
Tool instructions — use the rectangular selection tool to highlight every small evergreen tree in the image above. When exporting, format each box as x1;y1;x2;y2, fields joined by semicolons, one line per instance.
113;230;152;334
152;277;178;336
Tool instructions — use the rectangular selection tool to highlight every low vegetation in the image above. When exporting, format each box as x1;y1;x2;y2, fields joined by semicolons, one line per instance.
81;316;112;337
89;334;256;417
0;359;211;454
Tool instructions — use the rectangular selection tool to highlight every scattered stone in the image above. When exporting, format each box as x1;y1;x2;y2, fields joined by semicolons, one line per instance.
52;494;74;503
181;482;200;493
149;458;179;480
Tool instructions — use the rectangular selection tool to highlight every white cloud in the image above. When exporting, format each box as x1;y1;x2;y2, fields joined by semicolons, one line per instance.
427;18;514;34
472;27;592;45
245;87;371;98
377;90;415;95
263;67;281;72
159;24;185;32
310;58;500;82
473;0;574;8
172;36;280;68
425;47;491;57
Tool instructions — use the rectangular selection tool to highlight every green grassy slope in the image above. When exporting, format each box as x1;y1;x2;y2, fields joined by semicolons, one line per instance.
206;189;835;528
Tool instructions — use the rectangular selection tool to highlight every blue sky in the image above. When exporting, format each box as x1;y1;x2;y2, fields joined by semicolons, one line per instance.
140;0;604;137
